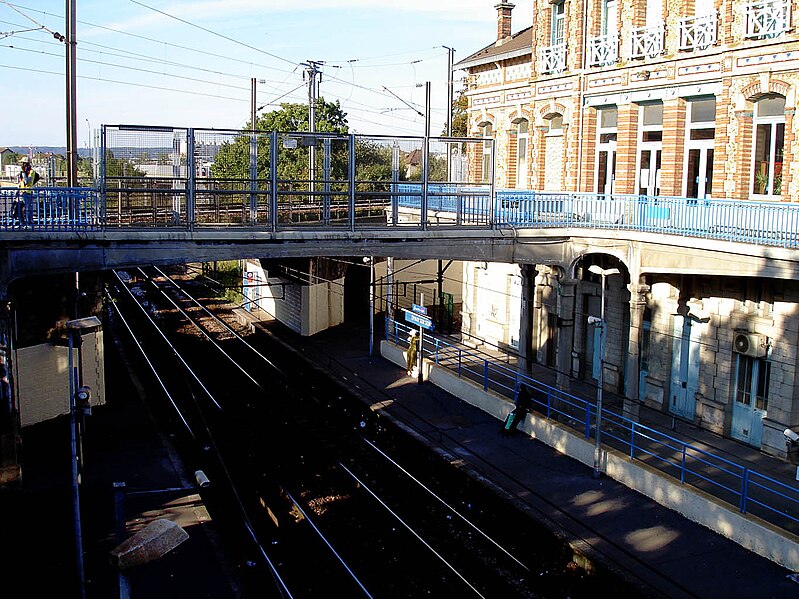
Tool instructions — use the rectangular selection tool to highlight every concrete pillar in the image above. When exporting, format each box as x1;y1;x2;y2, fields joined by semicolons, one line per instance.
556;277;578;392
518;264;538;373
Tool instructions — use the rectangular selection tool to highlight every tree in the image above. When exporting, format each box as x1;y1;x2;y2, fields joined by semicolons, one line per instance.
104;150;145;178
212;98;349;182
444;85;469;138
354;140;408;191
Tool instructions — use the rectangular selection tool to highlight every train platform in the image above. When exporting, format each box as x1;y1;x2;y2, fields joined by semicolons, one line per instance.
260;318;799;599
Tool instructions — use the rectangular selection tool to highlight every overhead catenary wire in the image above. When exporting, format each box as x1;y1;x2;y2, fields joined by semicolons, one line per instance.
1;7;447;135
129;0;298;68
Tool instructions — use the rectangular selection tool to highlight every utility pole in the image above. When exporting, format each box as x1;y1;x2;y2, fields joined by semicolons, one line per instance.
304;61;323;193
251;77;257;131
443;46;455;181
424;81;431;138
443;46;455;137
66;0;78;186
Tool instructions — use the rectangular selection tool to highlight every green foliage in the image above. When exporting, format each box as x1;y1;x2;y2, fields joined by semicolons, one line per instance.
444;85;469;138
213;99;349;182
355;140;392;182
104;150;145;177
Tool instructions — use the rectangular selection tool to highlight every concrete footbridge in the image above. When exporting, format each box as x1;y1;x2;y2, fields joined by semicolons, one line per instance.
2;125;799;285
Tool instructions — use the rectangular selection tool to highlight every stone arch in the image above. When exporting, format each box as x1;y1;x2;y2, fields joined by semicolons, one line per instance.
568;251;630;281
508;108;533;125
741;79;791;103
538;101;569;126
471;112;496;136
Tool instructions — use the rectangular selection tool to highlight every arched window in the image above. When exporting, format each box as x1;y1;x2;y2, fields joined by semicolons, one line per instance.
479;122;494;183
544;114;564;191
751;95;785;197
514;119;529;189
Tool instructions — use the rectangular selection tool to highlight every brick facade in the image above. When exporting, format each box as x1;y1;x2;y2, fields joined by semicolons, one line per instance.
454;0;799;457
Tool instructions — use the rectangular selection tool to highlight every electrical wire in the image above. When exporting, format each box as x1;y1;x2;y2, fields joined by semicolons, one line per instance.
129;0;298;67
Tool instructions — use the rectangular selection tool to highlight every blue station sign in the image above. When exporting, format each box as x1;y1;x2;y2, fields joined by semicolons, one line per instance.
404;309;434;331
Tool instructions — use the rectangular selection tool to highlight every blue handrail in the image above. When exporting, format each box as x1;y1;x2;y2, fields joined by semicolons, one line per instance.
387;317;799;534
5;184;799;253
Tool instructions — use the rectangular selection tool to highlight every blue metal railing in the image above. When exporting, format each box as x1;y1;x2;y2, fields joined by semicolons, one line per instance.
386;317;799;534
5;184;799;253
0;187;100;230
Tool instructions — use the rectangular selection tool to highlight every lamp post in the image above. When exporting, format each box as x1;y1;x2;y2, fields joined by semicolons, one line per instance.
587;265;620;479
66;315;102;599
364;257;375;358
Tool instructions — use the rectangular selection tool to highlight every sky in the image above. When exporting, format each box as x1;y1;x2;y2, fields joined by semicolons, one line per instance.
0;0;533;148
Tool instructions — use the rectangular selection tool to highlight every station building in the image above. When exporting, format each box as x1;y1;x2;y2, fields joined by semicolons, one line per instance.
454;1;799;457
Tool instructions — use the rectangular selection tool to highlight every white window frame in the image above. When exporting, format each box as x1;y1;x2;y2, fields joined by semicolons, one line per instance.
480;122;494;184
636;103;663;197
750;97;785;198
682;98;716;199
515;119;529;190
596;107;618;196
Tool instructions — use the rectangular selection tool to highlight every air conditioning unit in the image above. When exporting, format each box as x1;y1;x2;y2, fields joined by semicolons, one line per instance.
733;332;766;357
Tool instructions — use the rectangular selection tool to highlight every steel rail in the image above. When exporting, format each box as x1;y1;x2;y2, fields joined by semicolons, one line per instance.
109;273;295;599
114;273;377;597
361;437;529;571
337;461;488;599
139;267;263;390
143;270;522;596
151;265;284;376
112;270;222;410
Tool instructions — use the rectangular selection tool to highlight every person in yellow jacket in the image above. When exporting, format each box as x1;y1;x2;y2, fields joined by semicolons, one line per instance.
15;156;40;226
406;330;419;376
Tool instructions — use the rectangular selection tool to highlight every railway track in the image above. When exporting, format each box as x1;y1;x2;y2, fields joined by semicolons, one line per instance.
106;265;641;598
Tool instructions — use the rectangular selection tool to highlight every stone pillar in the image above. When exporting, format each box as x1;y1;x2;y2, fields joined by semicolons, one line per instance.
579;109;598;193
518;264;538;373
624;283;650;419
712;85;730;199
556;277;578;392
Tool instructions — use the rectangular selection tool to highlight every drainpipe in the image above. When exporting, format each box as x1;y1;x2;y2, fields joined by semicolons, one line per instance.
576;0;590;192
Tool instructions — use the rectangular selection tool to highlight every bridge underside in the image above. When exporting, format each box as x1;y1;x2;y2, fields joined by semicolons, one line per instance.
2;227;798;287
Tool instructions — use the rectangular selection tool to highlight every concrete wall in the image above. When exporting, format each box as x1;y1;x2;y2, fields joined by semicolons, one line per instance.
246;260;344;336
380;339;799;572
302;279;344;336
17;331;106;427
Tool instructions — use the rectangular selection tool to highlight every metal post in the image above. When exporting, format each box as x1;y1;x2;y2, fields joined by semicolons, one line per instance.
113;482;130;599
417;293;424;384
368;256;374;358
66;316;101;598
588;265;619;478
66;0;78;187
68;330;85;599
594;298;605;479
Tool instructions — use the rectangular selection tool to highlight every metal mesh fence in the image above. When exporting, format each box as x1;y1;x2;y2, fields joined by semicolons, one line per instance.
101;125;492;230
